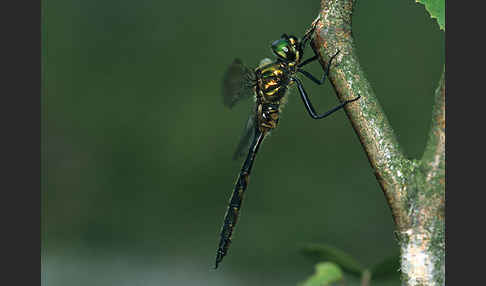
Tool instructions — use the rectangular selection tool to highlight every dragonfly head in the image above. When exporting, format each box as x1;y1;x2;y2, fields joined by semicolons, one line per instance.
271;34;301;64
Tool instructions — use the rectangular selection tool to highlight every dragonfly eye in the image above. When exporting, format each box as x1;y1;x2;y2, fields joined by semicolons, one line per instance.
271;38;296;62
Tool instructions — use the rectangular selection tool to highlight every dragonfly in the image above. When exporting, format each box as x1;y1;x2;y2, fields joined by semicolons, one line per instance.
215;26;361;269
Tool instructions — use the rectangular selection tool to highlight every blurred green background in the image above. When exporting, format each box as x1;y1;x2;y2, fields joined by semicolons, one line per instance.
42;0;444;285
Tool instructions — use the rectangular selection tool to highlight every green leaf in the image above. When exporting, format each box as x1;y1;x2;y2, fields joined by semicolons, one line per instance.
415;0;445;30
301;244;364;277
369;253;401;280
298;262;343;286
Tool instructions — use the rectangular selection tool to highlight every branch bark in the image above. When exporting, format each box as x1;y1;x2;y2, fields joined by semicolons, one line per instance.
309;1;445;285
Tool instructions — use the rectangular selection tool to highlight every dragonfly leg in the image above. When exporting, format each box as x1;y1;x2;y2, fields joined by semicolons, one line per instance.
300;19;318;52
298;21;320;67
298;50;340;85
292;76;360;120
297;55;318;68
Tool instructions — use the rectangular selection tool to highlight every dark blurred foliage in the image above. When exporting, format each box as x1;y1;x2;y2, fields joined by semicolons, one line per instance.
42;0;444;285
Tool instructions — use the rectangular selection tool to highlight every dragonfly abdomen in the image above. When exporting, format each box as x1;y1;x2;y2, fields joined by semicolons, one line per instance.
215;173;247;268
215;130;265;269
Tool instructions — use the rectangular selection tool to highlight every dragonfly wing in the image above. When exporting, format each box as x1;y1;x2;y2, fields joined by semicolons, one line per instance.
222;58;255;108
232;114;257;160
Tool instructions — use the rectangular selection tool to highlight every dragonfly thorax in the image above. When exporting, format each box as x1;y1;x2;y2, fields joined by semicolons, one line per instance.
255;62;291;103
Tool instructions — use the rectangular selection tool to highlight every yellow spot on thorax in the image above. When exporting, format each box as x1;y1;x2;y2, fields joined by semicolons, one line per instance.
264;80;277;90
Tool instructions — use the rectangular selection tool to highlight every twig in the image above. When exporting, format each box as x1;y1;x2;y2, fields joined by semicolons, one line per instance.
311;0;412;231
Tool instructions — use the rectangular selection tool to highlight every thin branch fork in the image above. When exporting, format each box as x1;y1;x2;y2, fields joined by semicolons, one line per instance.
309;1;445;285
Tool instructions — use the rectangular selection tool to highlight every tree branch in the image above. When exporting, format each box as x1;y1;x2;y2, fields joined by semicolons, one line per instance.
310;0;412;231
422;67;445;186
399;67;445;286
309;1;445;285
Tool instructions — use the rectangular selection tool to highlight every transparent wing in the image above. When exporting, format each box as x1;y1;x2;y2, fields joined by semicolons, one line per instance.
222;58;255;108
258;57;273;67
232;114;257;160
